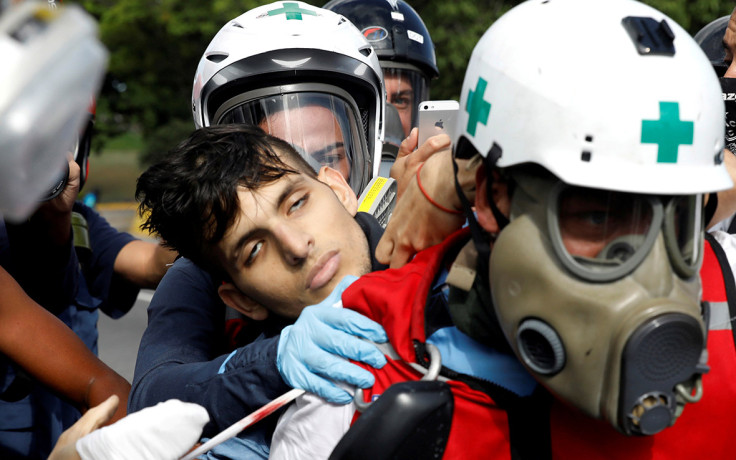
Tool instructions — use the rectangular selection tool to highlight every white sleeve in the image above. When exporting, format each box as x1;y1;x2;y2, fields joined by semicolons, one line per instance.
711;230;736;276
269;386;356;460
708;214;736;233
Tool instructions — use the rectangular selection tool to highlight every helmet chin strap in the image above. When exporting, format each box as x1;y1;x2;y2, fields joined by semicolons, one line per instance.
451;143;508;280
450;146;517;355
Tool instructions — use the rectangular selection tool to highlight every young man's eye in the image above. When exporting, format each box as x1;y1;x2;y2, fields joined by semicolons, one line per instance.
289;194;308;213
390;97;410;110
246;241;263;265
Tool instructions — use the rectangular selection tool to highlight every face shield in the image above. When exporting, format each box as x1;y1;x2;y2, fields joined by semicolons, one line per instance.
382;65;430;137
213;85;371;194
489;170;709;436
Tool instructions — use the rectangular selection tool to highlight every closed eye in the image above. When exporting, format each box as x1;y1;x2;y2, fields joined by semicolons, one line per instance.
245;241;263;265
289;194;308;214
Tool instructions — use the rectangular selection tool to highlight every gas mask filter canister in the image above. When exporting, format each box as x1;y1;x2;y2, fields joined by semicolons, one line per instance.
488;170;709;435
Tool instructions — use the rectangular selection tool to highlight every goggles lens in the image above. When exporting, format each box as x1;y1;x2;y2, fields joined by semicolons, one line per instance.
549;185;663;282
550;184;703;281
558;188;655;263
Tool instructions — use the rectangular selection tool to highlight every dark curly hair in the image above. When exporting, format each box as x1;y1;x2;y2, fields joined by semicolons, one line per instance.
135;124;318;277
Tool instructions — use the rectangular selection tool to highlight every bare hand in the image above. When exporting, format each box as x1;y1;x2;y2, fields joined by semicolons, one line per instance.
390;128;451;200
48;395;119;460
378;150;466;268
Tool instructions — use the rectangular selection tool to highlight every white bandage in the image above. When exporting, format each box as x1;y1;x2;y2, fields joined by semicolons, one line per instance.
76;399;210;460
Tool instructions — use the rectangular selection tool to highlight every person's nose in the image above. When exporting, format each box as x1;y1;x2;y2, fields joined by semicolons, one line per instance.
273;221;313;265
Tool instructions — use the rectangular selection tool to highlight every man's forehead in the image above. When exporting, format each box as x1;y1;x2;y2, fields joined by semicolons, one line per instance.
384;74;413;91
237;172;305;208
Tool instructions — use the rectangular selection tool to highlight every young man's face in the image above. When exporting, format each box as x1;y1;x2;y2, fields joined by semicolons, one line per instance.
260;105;351;182
214;163;371;320
384;72;415;137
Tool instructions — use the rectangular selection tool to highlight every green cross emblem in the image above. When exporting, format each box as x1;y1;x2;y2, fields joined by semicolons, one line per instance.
641;101;693;164
267;2;317;20
465;77;491;137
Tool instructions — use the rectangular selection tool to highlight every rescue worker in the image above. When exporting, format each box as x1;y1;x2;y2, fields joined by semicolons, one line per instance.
323;0;439;138
0;3;208;459
0;2;131;457
268;0;736;458
130;4;395;457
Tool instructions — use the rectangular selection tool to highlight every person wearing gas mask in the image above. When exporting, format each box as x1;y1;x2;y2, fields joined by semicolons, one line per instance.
268;1;736;458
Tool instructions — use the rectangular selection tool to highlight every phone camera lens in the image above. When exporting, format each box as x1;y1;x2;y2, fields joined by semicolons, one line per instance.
423;105;429;110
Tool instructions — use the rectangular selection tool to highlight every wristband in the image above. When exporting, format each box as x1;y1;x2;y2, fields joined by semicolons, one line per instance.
416;162;463;215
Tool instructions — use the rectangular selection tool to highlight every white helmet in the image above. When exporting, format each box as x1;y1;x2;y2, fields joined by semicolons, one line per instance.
192;1;385;194
0;2;107;221
454;0;731;195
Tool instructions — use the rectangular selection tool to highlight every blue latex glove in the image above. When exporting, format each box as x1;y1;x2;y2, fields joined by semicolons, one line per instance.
277;275;388;404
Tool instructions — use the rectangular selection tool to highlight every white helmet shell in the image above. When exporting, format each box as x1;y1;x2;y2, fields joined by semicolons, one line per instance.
454;0;731;195
192;1;385;190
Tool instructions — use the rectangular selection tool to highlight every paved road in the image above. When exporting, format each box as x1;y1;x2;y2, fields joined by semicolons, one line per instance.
98;290;151;383
96;204;152;383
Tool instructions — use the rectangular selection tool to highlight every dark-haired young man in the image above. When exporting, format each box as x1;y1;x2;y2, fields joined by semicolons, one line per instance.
133;124;388;457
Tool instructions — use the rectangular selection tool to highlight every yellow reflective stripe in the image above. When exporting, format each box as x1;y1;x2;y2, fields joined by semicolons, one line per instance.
357;177;388;213
708;301;733;331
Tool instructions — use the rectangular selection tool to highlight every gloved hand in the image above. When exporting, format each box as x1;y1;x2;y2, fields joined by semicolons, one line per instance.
74;399;210;460
277;275;388;404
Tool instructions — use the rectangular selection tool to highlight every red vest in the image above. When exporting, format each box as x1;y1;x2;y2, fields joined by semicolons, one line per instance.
342;232;736;459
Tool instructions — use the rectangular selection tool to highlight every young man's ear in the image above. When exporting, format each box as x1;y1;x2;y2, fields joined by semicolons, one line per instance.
218;283;269;321
317;166;358;215
474;163;510;235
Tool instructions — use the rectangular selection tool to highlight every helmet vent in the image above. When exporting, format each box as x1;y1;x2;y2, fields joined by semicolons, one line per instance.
621;17;675;57
581;151;591;162
206;53;228;64
359;47;373;57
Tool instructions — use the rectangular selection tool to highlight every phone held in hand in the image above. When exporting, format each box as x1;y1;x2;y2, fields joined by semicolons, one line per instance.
417;100;459;146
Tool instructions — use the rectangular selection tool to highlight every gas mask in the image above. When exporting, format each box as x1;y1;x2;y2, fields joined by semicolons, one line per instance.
488;169;709;436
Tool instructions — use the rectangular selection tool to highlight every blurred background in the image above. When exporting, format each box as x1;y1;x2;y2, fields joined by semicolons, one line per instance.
75;0;734;207
73;0;733;381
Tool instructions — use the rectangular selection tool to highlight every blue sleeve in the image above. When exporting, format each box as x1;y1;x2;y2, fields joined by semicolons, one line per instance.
2;217;79;312
129;258;291;436
75;202;140;318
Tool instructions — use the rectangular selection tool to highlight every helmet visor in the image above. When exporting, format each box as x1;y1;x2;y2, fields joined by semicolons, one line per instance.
382;66;429;136
216;91;369;194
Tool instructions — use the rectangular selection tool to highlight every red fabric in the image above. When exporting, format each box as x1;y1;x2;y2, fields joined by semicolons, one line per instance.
342;236;736;459
345;229;514;459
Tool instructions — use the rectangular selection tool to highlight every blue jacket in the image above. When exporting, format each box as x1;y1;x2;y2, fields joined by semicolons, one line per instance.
0;202;138;459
